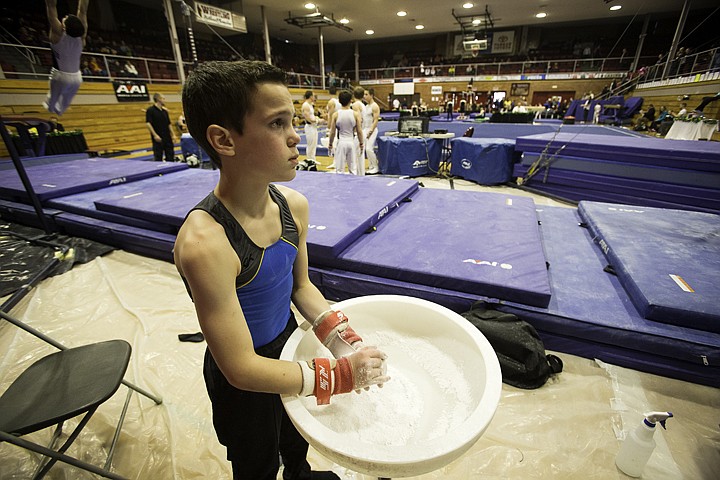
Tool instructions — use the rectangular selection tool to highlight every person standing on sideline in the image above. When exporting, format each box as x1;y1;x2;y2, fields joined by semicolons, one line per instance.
328;90;364;175
362;88;380;174
146;93;177;162
350;86;366;175
175;60;387;480
324;86;340;170
43;0;89;116
301;90;323;167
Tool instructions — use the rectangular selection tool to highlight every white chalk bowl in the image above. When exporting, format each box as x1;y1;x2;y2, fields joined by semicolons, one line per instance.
281;295;502;478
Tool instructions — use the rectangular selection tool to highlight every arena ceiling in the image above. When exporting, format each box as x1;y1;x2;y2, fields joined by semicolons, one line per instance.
235;0;719;45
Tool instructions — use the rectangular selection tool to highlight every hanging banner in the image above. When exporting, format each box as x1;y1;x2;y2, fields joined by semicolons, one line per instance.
113;80;149;102
491;31;515;54
194;1;247;33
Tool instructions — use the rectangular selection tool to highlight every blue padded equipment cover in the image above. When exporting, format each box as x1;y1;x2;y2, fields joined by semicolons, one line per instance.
376;136;442;176
450;138;515;185
578;201;720;333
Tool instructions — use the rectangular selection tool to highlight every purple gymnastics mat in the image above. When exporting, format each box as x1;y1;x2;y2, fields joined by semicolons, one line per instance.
54;212;176;263
309;206;720;387
48;168;217;233
0;157;188;202
92;170;420;258
515;133;720;171
578;201;720;334
323;188;552;308
513;161;720;214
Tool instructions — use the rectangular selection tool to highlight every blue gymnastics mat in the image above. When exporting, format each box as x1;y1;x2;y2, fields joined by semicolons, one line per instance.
92;170;420;258
0;157;188;202
322;188;552;308
578;201;720;333
308;206;720;387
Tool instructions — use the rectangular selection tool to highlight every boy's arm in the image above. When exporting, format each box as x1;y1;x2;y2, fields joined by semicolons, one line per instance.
285;188;336;323
45;0;63;41
284;187;366;359
354;111;365;148
327;112;337;150
370;103;380;132
175;211;304;394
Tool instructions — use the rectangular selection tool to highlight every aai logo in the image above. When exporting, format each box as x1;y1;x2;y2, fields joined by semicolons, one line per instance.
461;158;472;169
113;81;149;101
115;84;146;95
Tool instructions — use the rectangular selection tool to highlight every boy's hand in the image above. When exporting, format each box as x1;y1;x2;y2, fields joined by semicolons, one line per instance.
304;346;389;405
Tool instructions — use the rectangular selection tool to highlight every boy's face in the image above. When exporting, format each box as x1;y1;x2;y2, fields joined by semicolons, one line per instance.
231;83;300;181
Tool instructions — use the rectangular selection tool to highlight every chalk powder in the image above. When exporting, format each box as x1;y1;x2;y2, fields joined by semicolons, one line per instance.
299;330;475;449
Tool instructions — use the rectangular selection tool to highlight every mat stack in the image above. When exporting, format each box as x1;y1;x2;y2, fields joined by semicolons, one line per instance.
514;132;720;214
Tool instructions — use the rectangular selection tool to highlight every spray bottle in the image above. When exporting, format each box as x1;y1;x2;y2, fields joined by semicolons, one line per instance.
615;411;673;477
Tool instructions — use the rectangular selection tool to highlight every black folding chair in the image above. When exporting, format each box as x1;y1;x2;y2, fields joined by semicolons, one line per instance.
0;339;146;479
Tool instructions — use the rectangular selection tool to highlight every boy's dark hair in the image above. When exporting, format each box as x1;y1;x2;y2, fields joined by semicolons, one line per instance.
353;86;364;100
304;90;314;99
182;60;286;169
338;90;352;107
64;15;85;38
366;88;374;96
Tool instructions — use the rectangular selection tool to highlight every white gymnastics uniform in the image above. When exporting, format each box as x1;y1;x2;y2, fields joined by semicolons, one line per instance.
333;109;357;175
46;33;83;115
362;103;378;173
302;101;318;162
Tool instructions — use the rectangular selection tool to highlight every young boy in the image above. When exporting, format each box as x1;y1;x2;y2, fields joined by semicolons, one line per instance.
175;61;389;479
327;90;364;175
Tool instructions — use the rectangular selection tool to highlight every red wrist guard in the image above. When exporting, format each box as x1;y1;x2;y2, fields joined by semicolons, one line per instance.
313;357;354;405
314;310;348;343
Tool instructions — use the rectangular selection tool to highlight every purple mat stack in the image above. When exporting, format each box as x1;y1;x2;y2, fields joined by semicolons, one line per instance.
514;132;720;214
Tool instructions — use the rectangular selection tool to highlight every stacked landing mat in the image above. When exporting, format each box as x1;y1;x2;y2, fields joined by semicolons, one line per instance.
316;188;552;308
0;157;188;202
498;206;719;387
578;201;720;334
514;133;720;214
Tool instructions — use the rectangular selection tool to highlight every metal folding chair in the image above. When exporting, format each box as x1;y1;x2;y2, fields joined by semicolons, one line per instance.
0;310;163;479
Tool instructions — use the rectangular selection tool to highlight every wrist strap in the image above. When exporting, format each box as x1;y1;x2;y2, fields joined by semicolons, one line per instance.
314;310;348;343
333;357;353;395
298;361;315;397
313;358;333;405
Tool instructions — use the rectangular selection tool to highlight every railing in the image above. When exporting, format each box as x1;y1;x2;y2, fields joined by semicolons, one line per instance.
635;47;720;88
0;42;326;88
349;55;649;82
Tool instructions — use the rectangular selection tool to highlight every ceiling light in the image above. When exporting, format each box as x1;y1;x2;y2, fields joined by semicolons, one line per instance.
463;2;474;8
339;18;349;24
610;5;622;11
472;18;481;25
415;24;425;30
397;11;407;17
535;12;547;18
365;29;375;35
304;3;315;9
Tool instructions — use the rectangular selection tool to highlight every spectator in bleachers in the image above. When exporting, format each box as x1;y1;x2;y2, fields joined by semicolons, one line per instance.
43;0;89;116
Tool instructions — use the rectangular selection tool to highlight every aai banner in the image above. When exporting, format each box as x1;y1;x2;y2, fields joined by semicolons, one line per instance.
113;81;149;102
